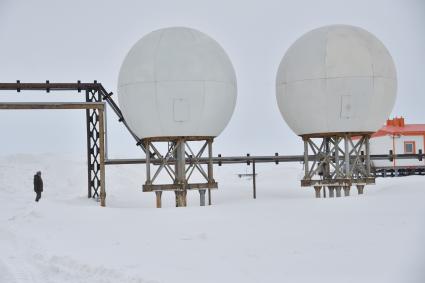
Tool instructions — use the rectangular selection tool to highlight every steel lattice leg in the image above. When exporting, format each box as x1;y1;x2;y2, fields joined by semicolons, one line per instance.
86;88;102;199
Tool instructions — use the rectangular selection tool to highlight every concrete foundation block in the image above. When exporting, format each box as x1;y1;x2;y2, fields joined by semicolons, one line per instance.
155;191;163;208
175;190;187;207
314;186;321;198
199;189;206;206
328;187;335;198
335;187;342;197
357;185;364;195
343;186;350;197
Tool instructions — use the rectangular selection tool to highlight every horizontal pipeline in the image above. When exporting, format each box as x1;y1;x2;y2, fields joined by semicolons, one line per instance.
0;82;101;91
105;153;425;165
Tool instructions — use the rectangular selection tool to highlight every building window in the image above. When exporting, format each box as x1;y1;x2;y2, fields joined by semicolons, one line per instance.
404;141;416;154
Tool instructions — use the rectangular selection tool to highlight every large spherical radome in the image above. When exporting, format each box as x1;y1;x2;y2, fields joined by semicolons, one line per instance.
276;25;397;136
118;27;237;139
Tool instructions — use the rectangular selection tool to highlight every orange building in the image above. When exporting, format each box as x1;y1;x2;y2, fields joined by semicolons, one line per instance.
370;117;425;175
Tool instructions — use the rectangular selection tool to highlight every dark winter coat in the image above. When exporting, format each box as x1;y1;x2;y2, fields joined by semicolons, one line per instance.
34;174;43;193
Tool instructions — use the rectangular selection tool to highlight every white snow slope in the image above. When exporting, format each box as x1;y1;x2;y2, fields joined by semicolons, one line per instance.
0;154;424;283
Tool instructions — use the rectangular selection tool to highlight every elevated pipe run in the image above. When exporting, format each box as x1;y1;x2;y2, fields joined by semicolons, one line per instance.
0;82;100;91
105;153;425;166
0;81;148;154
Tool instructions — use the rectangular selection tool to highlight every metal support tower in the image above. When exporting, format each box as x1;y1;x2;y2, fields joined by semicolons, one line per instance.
143;137;217;208
301;133;375;197
85;87;102;199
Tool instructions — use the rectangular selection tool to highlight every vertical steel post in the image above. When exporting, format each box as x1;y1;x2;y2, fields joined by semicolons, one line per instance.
145;140;151;185
252;160;257;199
175;139;186;207
365;136;371;176
304;138;309;179
325;137;331;180
177;140;186;181
99;106;106;207
104;101;109;160
335;136;340;178
208;139;213;205
207;139;213;181
344;134;350;178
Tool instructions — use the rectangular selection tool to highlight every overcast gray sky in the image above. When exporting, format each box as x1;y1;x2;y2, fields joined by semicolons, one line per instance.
0;0;424;159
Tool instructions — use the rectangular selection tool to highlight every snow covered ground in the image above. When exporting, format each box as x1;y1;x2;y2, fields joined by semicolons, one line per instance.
0;154;424;283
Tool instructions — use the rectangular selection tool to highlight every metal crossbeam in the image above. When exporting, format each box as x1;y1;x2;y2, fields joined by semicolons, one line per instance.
0;102;104;109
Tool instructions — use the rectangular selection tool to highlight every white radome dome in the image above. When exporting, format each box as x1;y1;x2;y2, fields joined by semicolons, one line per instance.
118;27;237;139
276;25;397;136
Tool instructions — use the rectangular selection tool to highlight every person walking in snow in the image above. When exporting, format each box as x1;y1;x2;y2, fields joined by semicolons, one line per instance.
34;171;43;202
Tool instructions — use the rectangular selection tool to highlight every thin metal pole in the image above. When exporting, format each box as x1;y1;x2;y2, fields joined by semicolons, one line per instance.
145;141;151;184
335;136;340;178
208;139;213;205
207;139;213;182
304;138;309;179
365;136;371;176
104;102;109;160
323;137;328;198
253;160;257;199
99;107;106;207
176;140;186;183
344;134;350;177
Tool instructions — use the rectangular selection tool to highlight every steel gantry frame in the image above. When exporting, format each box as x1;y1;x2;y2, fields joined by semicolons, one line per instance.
0;101;107;206
0;81;149;207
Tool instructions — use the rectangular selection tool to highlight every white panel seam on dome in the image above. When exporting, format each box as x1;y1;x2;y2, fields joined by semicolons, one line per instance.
119;80;236;87
154;30;166;136
324;27;330;132
364;31;376;132
276;75;395;86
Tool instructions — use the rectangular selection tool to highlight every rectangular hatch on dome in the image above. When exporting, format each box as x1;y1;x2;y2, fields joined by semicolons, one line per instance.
173;98;190;122
340;95;353;119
